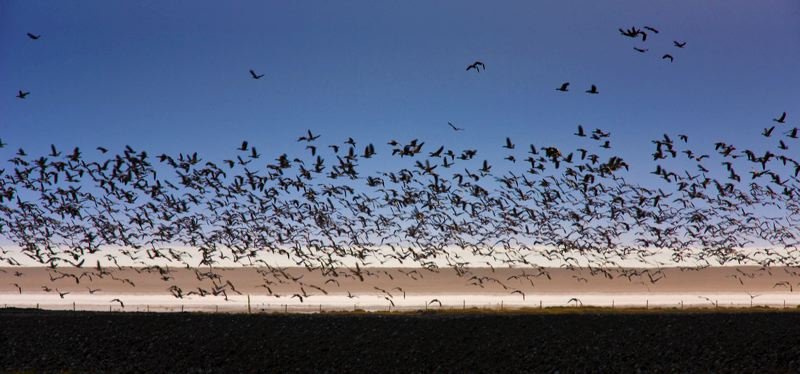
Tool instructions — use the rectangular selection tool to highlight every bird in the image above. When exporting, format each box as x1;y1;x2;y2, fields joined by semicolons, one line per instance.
567;297;583;307
574;125;586;137
466;61;485;72
556;82;570;92
111;298;125;308
56;289;70;299
238;141;249;151
673;41;686;48
511;290;525;300
87;287;101;294
633;47;648;53
662;54;674;62
297;130;320;142
774;112;787;124
27;32;41;40
16;90;30;99
11;283;21;294
448;122;464;131
503;137;515;149
585;85;599;94
643;26;659;34
96;146;108;153
428;299;442;307
249;69;264;79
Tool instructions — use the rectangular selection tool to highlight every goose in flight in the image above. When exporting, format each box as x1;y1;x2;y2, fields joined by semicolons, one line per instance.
428;299;443;307
16;90;29;99
111;298;125;308
11;283;21;294
633;47;648;53
567;297;583;306
27;32;41;40
556;82;569;92
511;290;525;300
673;41;686;48
585;84;599;94
448;122;464;131
774;112;787;124
466;61;485;72
643;26;659;34
662;54;674;62
249;69;264;79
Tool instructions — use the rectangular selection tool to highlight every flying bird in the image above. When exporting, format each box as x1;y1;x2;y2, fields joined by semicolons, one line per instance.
448;122;464;131
249;69;264;79
16;90;29;99
774;112;787;124
111;298;125;308
556;82;569;92
466;61;485;72
662;54;674;62
633;47;648;53
643;26;659;34
673;41;686;48
27;32;40;40
585;85;599;94
428;299;443;307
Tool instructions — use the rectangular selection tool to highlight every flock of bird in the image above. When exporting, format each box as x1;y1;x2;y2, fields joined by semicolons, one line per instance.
6;26;799;307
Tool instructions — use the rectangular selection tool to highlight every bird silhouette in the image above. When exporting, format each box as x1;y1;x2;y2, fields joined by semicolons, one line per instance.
111;298;125;308
774;112;787;124
466;61;485;72
448;122;464;131
16;90;29;99
249;69;264;79
662;54;674;62
673;41;686;48
556;82;570;92
585;85;599;94
26;32;40;40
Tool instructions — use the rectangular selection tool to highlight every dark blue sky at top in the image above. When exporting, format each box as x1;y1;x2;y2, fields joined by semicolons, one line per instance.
1;0;798;182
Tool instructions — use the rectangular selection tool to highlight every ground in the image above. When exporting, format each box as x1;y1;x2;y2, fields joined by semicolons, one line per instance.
1;308;799;372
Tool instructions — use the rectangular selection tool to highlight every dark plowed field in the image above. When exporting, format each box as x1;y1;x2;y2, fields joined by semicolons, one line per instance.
2;308;799;372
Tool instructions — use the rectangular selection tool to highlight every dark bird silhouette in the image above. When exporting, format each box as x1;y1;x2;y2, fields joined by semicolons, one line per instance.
87;287;101;294
633;47;648;53
249;69;264;79
662;54;674;62
574;125;586;137
774;112;787;124
643;26;659;34
297;130;320;142
556;82;570;92
567;297;583;307
57;289;70;299
511;289;525;300
673;41;686;48
11;283;21;294
16;90;30;99
27;33;41;40
429;299;443;307
585;85;599;94
111;298;124;308
448;122;464;131
503;137;515;149
466;61;485;72
238;141;249;151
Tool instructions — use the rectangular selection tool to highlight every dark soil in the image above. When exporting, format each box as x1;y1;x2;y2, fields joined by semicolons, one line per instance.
1;308;799;372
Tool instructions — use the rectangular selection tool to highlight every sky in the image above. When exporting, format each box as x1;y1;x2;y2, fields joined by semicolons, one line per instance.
2;0;798;178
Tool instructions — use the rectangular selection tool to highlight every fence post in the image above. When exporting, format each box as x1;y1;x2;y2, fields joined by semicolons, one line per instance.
646;299;649;309
319;304;322;313
501;300;503;311
463;300;465;310
36;303;39;310
215;305;218;313
715;300;718;309
784;300;786;309
181;305;184;313
540;300;543;309
73;302;76;312
681;300;683;310
247;295;251;314
284;304;287;313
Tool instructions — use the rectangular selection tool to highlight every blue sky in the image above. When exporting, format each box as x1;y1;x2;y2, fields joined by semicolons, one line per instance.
1;0;798;181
